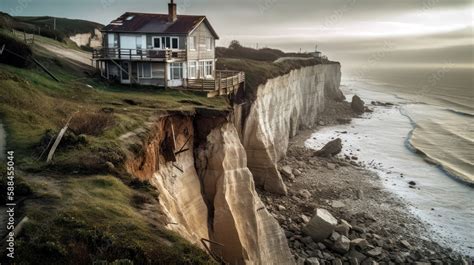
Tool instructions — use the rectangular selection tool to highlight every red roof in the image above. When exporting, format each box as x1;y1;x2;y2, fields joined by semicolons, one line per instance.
102;12;219;39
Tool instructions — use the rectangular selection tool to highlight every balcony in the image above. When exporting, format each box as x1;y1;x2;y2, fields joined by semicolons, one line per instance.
92;48;186;61
184;70;245;97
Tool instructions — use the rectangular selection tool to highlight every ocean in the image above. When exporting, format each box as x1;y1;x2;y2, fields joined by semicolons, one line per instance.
346;66;474;185
306;66;474;255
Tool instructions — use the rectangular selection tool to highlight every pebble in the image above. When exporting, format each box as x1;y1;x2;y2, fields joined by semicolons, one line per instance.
299;189;312;199
305;257;320;265
353;226;366;234
366;247;383;257
327;163;337;170
301;214;311;223
331;200;346;208
400;240;412;249
350;238;369;250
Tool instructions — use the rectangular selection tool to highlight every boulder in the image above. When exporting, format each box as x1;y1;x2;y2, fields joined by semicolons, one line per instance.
331;200;346;208
333;235;351;254
299;189;312;200
361;258;379;265
305;257;320;265
314;138;342;157
329;231;341;242
400;240;412;249
366;247;383;257
301;214;311;223
351;95;365;114
335;220;352;237
348;249;367;261
326;163;337;170
293;168;302;176
280;166;295;180
350;238;369;250
303;209;338;242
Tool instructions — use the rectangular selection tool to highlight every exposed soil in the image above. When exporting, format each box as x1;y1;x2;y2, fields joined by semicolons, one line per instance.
257;101;472;265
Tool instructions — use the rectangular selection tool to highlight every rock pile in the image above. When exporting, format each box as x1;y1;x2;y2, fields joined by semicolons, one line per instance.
287;208;471;265
259;144;472;265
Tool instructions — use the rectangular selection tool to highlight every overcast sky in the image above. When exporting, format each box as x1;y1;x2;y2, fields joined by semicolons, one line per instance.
1;0;472;67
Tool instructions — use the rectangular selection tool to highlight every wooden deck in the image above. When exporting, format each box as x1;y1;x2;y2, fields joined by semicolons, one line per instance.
184;70;245;97
92;48;186;61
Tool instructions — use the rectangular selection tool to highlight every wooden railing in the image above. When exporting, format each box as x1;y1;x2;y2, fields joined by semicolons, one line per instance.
92;48;186;61
184;70;245;92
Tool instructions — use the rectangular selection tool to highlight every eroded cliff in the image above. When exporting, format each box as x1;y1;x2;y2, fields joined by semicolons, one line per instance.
242;64;343;194
69;29;103;48
121;113;293;264
196;123;294;264
119;63;343;264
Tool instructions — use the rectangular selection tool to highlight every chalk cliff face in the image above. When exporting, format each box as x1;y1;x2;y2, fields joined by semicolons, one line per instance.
122;116;293;264
122;116;209;245
69;29;102;48
197;123;294;265
242;64;342;194
120;63;343;264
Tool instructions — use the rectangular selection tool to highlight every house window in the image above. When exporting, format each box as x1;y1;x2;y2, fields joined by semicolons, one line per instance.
198;61;204;78
172;38;179;49
188;61;197;79
138;63;152;78
136;36;142;51
170;63;183;80
162;37;179;49
108;34;117;48
153;37;161;49
204;61;213;77
152;63;164;78
189;36;196;50
205;37;213;51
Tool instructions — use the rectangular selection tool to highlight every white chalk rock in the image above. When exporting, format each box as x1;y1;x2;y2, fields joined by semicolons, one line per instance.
303;208;338;242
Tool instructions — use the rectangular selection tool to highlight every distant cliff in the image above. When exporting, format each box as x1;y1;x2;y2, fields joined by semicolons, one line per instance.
240;63;343;194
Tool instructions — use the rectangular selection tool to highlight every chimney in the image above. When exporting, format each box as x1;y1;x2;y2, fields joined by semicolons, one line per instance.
168;0;177;22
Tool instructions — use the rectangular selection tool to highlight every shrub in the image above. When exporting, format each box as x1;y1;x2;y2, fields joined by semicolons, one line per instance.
69;112;115;136
216;46;281;62
0;32;32;67
80;45;94;52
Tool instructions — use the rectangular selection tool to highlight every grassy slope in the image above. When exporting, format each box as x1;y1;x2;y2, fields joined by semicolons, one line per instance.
0;30;223;264
15;16;103;36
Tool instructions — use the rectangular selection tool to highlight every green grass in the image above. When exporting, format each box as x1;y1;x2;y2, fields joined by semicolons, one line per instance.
13;175;215;265
0;31;224;264
15;16;103;36
0;36;228;164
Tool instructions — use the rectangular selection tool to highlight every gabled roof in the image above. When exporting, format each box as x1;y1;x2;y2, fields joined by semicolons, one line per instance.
102;12;219;39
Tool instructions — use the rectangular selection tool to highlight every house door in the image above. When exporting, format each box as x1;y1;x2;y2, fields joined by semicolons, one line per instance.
121;61;131;84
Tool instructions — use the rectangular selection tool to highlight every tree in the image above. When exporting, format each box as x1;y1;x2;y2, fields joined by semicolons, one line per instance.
229;40;242;50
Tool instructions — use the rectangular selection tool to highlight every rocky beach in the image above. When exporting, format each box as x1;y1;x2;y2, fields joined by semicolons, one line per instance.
258;99;473;265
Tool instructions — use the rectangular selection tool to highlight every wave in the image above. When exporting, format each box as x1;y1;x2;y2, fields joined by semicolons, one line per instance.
446;108;474;118
398;108;474;188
